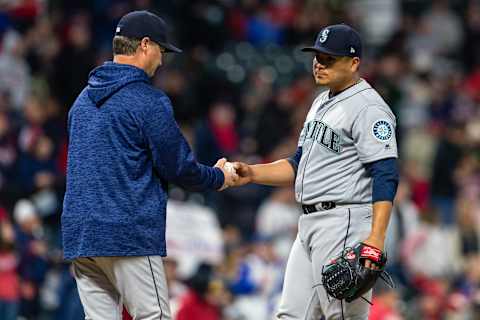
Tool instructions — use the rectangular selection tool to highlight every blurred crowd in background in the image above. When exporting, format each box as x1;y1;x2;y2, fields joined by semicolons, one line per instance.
0;0;479;319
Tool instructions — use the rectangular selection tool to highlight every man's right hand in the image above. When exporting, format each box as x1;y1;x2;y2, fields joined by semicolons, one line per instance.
214;158;239;191
230;162;253;187
218;159;295;188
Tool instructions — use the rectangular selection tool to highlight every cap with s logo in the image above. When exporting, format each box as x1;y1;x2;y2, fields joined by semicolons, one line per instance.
302;24;362;58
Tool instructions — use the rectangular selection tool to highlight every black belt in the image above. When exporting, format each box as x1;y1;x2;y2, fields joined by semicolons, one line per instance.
302;201;336;214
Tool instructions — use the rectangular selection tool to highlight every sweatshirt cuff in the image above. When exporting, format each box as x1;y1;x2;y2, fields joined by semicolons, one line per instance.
212;167;225;190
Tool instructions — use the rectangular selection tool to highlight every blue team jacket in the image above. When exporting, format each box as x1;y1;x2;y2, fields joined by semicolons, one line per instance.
61;62;224;260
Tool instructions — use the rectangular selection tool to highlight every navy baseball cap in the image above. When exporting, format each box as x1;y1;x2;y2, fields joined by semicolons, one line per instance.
115;11;182;53
302;24;362;58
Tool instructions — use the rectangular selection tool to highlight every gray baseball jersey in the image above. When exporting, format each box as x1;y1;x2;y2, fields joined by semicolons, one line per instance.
295;79;398;205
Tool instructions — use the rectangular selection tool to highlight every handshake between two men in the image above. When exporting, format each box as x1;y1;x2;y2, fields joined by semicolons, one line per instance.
214;158;250;191
213;157;297;191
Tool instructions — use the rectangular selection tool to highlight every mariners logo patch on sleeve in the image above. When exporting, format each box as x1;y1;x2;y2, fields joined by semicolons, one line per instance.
372;120;393;142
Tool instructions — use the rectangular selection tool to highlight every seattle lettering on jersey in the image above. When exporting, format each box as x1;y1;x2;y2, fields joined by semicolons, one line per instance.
300;120;341;153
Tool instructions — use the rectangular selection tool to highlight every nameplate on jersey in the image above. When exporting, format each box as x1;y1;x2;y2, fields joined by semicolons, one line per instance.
300;120;342;153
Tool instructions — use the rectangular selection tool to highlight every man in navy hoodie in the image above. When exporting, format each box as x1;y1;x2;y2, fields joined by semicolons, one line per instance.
61;11;238;320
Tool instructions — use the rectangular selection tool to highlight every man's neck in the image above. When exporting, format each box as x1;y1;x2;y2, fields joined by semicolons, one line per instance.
113;55;145;71
329;76;361;98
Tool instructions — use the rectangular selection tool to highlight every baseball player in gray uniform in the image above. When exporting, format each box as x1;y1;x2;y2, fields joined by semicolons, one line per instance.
231;24;399;319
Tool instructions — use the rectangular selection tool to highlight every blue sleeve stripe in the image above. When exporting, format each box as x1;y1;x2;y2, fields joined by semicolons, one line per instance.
366;158;399;203
287;147;302;176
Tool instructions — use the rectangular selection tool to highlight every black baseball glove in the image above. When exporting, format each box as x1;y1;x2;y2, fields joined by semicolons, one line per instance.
321;242;392;303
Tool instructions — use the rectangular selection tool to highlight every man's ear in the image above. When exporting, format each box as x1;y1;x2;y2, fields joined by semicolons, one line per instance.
351;57;360;72
140;37;150;52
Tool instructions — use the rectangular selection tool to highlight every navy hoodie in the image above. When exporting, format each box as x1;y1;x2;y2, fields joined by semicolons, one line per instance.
62;62;224;260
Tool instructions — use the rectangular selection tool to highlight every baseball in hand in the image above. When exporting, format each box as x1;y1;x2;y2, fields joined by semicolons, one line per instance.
224;162;236;174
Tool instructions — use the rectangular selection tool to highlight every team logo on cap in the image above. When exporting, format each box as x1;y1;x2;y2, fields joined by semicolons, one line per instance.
319;29;330;43
372;120;393;141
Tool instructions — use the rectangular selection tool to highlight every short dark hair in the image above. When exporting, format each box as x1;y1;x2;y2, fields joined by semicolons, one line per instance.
112;36;141;55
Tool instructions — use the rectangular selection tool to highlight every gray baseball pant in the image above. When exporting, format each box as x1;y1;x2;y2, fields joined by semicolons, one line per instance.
72;256;171;320
276;204;373;320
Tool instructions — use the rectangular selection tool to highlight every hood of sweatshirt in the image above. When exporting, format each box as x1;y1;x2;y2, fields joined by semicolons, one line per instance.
86;61;150;107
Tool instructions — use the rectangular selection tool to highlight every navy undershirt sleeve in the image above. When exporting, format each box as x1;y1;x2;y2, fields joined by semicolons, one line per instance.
287;147;302;176
365;158;399;203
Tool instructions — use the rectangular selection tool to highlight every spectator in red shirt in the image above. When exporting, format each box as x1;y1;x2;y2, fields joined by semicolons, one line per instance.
176;263;229;320
369;282;403;320
0;207;20;320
